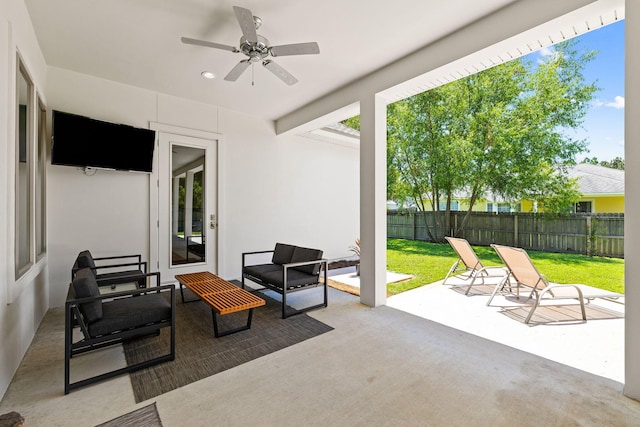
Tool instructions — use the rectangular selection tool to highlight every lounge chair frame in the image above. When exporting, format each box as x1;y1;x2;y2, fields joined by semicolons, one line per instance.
72;251;148;289
488;244;591;324
64;271;175;394
443;237;507;295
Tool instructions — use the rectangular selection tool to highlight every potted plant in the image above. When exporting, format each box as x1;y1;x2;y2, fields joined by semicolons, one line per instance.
349;238;361;276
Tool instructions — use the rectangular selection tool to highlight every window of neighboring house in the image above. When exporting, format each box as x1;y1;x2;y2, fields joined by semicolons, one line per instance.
36;98;47;258
493;202;511;213
575;201;593;213
486;202;493;212
16;57;33;278
439;201;459;211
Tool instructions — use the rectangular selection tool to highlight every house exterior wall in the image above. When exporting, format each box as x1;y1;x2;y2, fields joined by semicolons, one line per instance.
592;196;624;213
0;0;50;401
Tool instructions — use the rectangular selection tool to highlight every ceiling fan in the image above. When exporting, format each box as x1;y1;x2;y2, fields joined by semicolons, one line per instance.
181;5;320;86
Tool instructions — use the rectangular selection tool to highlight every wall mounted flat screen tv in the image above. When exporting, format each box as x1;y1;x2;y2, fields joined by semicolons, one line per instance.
51;110;156;173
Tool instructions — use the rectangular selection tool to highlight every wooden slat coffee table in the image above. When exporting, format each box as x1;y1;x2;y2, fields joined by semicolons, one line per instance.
175;272;265;337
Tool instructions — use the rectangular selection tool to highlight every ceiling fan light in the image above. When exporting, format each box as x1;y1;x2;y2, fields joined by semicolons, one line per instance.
201;71;216;79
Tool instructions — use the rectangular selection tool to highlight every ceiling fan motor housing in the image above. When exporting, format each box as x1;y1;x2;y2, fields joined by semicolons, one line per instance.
240;35;270;62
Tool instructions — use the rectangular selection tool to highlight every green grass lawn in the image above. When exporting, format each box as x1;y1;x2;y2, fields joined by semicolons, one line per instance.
386;238;624;296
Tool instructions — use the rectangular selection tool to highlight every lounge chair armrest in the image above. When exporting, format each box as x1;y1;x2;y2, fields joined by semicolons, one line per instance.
242;249;275;256
72;261;148;278
93;254;142;263
242;250;276;267
94;261;147;271
283;259;328;270
94;270;158;287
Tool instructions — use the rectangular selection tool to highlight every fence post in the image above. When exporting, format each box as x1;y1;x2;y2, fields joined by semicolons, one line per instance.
514;214;519;247
586;216;592;256
454;214;458;237
412;212;416;241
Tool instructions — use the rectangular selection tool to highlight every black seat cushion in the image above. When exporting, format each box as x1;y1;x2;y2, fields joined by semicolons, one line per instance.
260;268;320;290
88;293;172;338
71;268;103;323
291;246;323;275
244;263;283;281
272;243;296;265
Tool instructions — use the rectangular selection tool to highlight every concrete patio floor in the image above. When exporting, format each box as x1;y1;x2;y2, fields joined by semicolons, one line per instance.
387;274;625;383
0;278;635;426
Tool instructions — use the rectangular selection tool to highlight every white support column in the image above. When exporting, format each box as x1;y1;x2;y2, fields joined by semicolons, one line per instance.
172;176;180;236
185;171;194;238
359;94;387;307
625;0;640;400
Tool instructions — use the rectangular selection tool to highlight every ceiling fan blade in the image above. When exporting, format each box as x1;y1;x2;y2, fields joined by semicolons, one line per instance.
263;60;298;85
233;6;258;44
181;37;238;53
224;60;251;81
270;42;320;57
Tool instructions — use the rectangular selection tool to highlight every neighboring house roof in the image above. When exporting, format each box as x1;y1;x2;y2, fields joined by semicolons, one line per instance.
568;164;624;195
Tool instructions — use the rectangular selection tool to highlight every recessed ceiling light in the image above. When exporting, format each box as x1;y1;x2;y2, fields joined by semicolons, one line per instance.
201;71;216;79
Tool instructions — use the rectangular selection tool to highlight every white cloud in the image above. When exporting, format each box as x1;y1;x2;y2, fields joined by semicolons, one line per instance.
606;96;625;109
591;96;624;109
539;46;554;57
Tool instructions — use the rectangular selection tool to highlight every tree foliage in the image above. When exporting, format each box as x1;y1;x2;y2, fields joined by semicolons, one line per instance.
581;156;624;170
387;39;597;239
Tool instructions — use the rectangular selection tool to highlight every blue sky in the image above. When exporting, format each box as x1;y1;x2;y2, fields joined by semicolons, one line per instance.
533;19;625;162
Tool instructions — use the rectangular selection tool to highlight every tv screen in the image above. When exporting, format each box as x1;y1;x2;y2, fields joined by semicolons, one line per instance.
51;110;156;173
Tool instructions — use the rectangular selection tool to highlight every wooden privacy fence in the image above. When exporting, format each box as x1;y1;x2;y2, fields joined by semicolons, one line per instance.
387;211;624;258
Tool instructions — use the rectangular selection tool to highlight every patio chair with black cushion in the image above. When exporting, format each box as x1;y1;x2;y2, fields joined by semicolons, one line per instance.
72;249;147;289
64;268;175;394
488;244;623;324
443;237;507;294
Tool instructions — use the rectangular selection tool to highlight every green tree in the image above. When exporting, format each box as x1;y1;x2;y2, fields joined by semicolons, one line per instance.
581;156;600;165
341;116;360;131
387;39;596;239
599;156;624;170
581;156;624;170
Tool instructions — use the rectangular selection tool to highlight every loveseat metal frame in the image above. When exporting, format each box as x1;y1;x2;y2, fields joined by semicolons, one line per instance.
242;249;328;319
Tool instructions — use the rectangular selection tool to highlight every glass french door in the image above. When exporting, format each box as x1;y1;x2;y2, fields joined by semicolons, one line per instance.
151;132;217;283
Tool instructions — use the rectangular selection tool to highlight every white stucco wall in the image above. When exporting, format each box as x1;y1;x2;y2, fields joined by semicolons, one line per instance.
0;0;49;400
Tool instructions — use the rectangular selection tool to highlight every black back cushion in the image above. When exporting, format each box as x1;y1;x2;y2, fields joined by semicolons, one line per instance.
76;250;96;271
72;268;103;323
272;243;296;265
291;246;323;275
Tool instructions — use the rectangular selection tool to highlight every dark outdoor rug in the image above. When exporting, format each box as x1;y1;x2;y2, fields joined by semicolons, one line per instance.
124;286;333;403
95;402;162;427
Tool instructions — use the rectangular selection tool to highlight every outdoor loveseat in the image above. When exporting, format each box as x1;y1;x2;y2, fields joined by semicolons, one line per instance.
242;243;328;318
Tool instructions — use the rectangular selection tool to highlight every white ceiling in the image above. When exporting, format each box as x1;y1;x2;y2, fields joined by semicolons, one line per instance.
23;0;518;121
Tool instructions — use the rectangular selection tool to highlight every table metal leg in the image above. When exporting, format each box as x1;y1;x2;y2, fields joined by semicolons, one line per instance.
211;308;255;338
